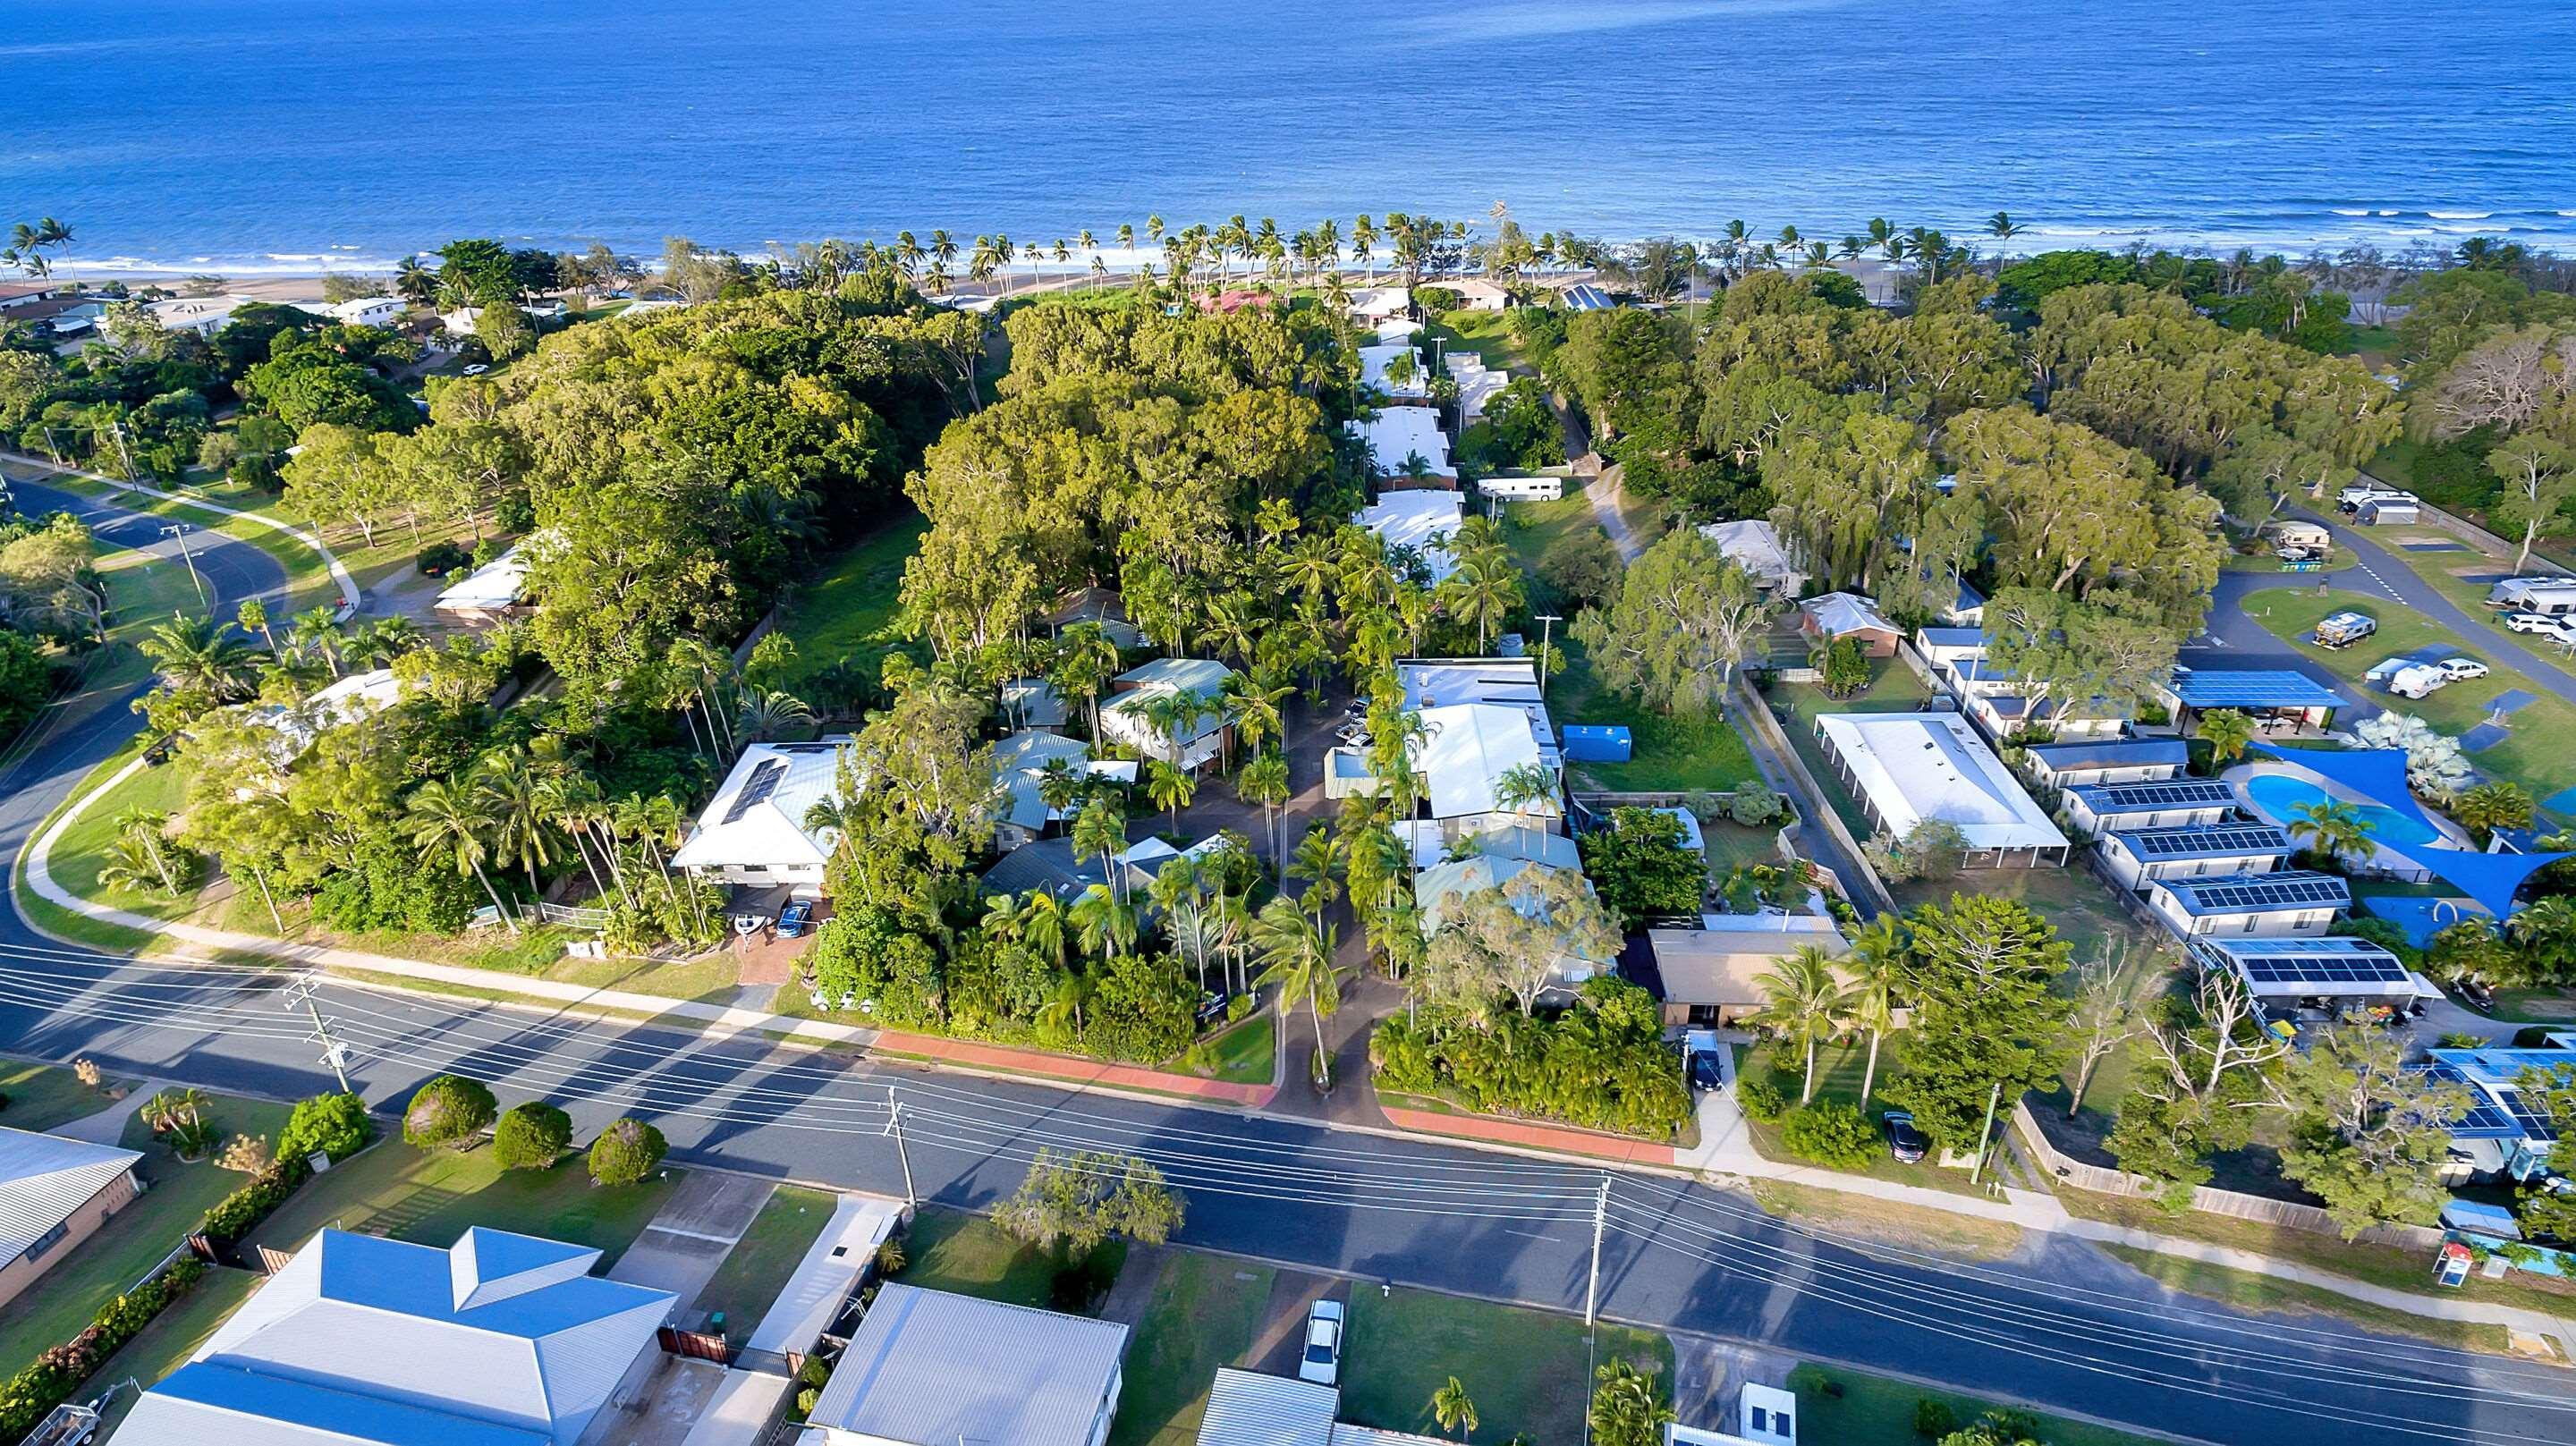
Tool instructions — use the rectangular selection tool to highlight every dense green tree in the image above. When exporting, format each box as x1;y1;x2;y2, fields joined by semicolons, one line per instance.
1577;807;1707;931
1571;531;1771;717
588;1117;667;1185
2277;1027;2472;1238
1882;896;2072;1151
402;1074;497;1149
492;1101;575;1170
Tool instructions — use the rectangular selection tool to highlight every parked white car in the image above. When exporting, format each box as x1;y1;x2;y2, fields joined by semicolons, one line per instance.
1298;1299;1346;1386
2504;611;2560;634
2436;657;2490;682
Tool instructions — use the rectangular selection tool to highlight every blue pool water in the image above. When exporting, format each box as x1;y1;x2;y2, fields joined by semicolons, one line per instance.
2243;774;2439;848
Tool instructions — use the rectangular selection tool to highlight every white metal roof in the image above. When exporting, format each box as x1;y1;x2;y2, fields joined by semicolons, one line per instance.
671;740;852;871
1196;1368;1337;1446
1800;591;1896;638
1348;285;1411;320
1699;519;1798;586
741;1195;902;1357
435;543;533;612
1396;659;1558;766
1413;703;1549;820
0;1127;140;1260
1359;342;1429;397
1816;712;2067;851
1356;490;1463;582
805;1284;1129;1446
1346;408;1451;476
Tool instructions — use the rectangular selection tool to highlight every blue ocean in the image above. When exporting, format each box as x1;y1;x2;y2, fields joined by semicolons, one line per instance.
5;0;2573;274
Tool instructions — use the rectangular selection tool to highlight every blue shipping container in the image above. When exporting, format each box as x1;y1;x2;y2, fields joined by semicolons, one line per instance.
1561;724;1632;764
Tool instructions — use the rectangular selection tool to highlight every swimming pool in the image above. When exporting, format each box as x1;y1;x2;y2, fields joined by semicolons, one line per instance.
2241;773;2440;847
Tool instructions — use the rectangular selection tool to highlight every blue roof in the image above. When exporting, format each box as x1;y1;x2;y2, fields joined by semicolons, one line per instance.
2105;823;2291;863
2170;670;2343;709
314;1230;660;1340
2381;836;2574;919
1917;627;1985;647
149;1362;549;1446
2027;739;2190;772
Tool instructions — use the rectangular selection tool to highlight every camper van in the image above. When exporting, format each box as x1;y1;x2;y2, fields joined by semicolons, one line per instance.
2314;612;2378;649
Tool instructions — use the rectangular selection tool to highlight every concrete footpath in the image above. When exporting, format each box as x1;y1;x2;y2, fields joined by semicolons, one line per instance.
0;451;363;614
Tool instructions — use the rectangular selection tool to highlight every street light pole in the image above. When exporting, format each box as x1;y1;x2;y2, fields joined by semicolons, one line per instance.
1583;1175;1609;1325
283;976;354;1094
886;1087;918;1208
1535;613;1561;698
160;523;207;609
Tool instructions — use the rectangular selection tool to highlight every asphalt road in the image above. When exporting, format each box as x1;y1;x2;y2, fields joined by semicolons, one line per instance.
1;486;2571;1445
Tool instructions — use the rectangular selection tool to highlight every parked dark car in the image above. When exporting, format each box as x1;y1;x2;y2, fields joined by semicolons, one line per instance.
1881;1110;1928;1163
2455;976;2496;1014
1689;1051;1724;1093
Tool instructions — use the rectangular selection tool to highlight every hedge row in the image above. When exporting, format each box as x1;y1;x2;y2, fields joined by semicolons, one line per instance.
0;1256;207;1437
199;1156;314;1247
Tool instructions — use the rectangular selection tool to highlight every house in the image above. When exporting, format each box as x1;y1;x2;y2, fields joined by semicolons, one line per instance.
1699;519;1805;595
1436;277;1513;311
2270;519;2332;553
978;837;1114;901
1002;677;1070;731
1563;283;1616;312
804;1283;1128;1446
1347;285;1411;324
990;730;1094;850
1100;657;1239;772
1932;640;2123;743
1913;626;1988;672
1372;317;1421;345
1417;849;1609;992
1477;472;1566;502
1359;342;1430;400
1669;1382;1800;1446
2062;777;2237;835
143;294;250;338
2190;934;2438;1025
1813;712;2070;867
1638;916;1851;1027
251;667;407;753
2023;738;2189;790
2357;493;2421;525
2097;822;2292;889
1357;489;1464;584
117;1227;674;1446
1346;408;1453;484
1797;592;1900;657
1045;588;1147;650
1399;658;1558;761
0;281;55;311
1411;702;1561;830
670;739;852;889
440;305;485;336
2147;869;2350;938
2488;577;2576;615
1194;1368;1451;1446
2426;1046;2576;1182
2159;669;2343;736
0;1129;143;1311
433;541;536;623
327;295;409;329
1445;351;1508;425
1942;579;1987;628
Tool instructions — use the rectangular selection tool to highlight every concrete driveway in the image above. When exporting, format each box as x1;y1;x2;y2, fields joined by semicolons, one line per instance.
1247;1271;1352;1381
608;1171;777;1311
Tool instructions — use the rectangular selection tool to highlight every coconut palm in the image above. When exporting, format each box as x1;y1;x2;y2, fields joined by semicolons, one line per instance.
349;615;425;668
1750;943;1850;1104
403;777;515;927
1250;895;1344;1086
1069;883;1139;960
1430;1377;1479;1442
1436;551;1522;653
1841;915;1908;1106
2286;797;2371;867
475;753;557;899
2199;708;2257;767
140;613;258;700
1988;211;2024;245
1287;825;1342;917
1145;757;1198;833
1071;796;1129;903
2455;781;2535;844
1237;750;1292;862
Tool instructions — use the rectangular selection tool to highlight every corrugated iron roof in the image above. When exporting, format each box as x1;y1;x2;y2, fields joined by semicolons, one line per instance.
808;1284;1129;1446
0;1126;140;1260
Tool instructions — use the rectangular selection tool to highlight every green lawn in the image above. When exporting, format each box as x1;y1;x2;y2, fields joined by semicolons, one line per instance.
1106;1253;1276;1446
31;470;343;619
777;513;929;689
1425;309;1520;373
2489;985;2576;1023
1339;1288;1673;1445
1889;867;2156;967
2098;1244;2512;1355
0;1092;292;1377
44;757;199;922
0;1061;133;1131
244;1139;678;1269
2364;536;2576;694
2246;586;2576;803
894;1206;1125;1312
1787;1361;2173;1446
78;1265;263;1432
1701;818;1782;877
1741;1037;1992;1199
695;1186;836;1343
1198;1011;1274;1086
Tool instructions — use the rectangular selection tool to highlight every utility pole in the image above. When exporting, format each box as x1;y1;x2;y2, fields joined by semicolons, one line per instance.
160;523;206;608
282;976;354;1094
886;1086;917;1208
1583;1174;1609;1326
108;420;140;486
1970;1079;2004;1185
1535;613;1561;698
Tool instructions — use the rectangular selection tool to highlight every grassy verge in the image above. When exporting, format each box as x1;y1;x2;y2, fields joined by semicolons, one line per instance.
0;1060;135;1132
243;1139;679;1270
1739;1038;1995;1200
29;470;342;617
1106;1253;1276;1446
776;512;929;691
1340;1287;1672;1445
1747;1179;2023;1262
1199;1011;1274;1086
2097;1244;2514;1355
894;1206;1125;1313
38;755;199;924
0;1092;292;1376
1787;1361;2174;1446
695;1185;837;1343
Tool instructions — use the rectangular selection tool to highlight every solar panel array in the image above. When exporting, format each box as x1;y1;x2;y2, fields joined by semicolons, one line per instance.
2130;824;2291;858
2504;1087;2565;1143
2423;1064;2524;1140
721;759;789;824
2231;949;2407;986
2080;779;2234;810
2170;873;2347;910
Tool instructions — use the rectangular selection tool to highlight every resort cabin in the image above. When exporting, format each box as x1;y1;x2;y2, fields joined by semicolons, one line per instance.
2023;738;2189;791
2425;1047;2576;1182
1477;471;1567;503
2097;821;2292;891
2268;519;2331;553
1001;677;1069;731
0;1129;143;1311
1357;489;1465;585
2147;868;2349;939
1913;626;1987;672
2190;934;2437;1028
432;541;536;624
1700;519;1806;596
1043;587;1147;650
1347;285;1411;324
670;739;852;891
1639;915;1852;1027
2356;493;2421;526
1360;341;1432;400
1100;657;1239;772
989;730;1094;850
2062;776;2236;835
1930;639;2121;744
1813;711;2070;867
2488;576;2576;616
1797;592;1901;658
2159;668;2342;738
1346;406;1455;485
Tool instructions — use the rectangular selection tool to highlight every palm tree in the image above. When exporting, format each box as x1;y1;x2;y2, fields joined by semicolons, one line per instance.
404;777;516;927
1288;825;1342;918
2508;895;2576;977
2455;781;2535;844
1841;916;1907;1106
1750;943;1849;1104
289;605;347;679
1072;797;1129;903
1237;750;1292;862
1492;762;1556;820
738;689;815;744
1053;622;1122;740
475;754;556;899
98;830;182;899
1070;884;1139;959
236;597;277;656
1988;211;2024;246
2286;797;2371;867
1250;896;1343;1087
1146;757;1197;833
1037;967;1097;1040
395;255;439;308
140;613;258;699
1430;1377;1479;1442
1018;890;1070;966
1436;551;1521;652
2199;708;2257;767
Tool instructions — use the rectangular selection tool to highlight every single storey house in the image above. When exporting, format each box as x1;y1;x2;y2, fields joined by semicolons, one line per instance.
1359;342;1431;400
1700;519;1805;595
1100;657;1239;772
2097;821;2292;890
1814;711;2069;867
670;739;852;890
144;294;248;338
1639;916;1852;1027
1446;351;1508;424
1434;276;1513;311
433;541;536;624
805;1284;1130;1446
1346;407;1454;484
1347;285;1411;324
0;1129;143;1311
2147;869;2350;939
1562;282;1616;312
2023;738;2189;790
1798;592;1901;657
1357;489;1464;584
2061;776;2238;835
990;730;1095;850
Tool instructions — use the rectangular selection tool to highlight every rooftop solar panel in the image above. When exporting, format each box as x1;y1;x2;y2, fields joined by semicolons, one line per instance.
2076;779;2235;812
2167;872;2349;911
721;759;788;824
2128;824;2292;858
2423;1065;2527;1140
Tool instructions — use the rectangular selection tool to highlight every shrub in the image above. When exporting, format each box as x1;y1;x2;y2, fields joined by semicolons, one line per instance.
1728;781;1784;827
417;540;470;575
277;1092;375;1163
402;1074;497;1149
1914;1399;1960;1438
1735;1075;1789;1123
0;1257;209;1436
200;1158;313;1245
589;1117;667;1185
1778;1102;1877;1169
492;1101;574;1170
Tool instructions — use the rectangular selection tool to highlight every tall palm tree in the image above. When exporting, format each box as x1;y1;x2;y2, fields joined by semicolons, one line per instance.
1436;551;1521;653
1750;943;1849;1104
1018;890;1070;967
1287;825;1342;919
1070;883;1139;960
1250;896;1343;1086
1072;797;1129;903
1237;750;1292;862
290;605;348;679
1053;622;1122;740
395;254;439;307
1492;762;1556;820
1988;211;2024;246
1146;757;1197;833
1841;916;1907;1106
1430;1378;1479;1442
475;754;556;900
404;777;515;927
140;613;258;700
2286;797;2371;867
